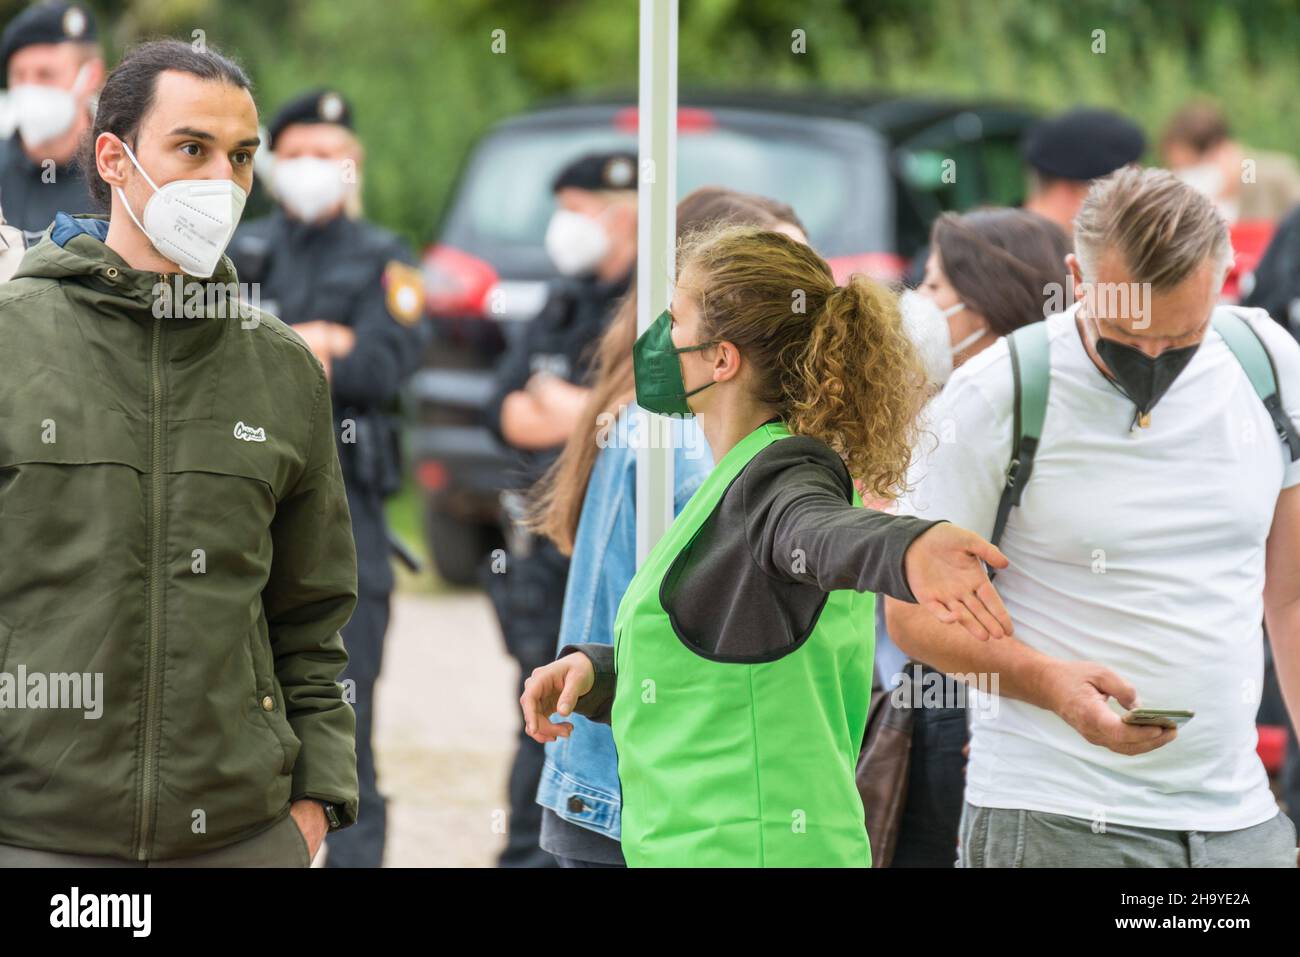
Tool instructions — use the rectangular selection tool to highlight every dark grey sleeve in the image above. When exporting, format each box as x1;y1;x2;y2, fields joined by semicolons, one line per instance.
1243;205;1300;326
558;643;616;725
742;438;942;602
483;282;568;443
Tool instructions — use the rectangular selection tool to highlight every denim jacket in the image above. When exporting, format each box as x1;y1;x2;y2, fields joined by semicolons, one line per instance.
535;405;712;840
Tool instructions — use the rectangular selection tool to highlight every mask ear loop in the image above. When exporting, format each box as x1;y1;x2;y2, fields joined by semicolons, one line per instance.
671;338;718;356
116;136;160;192
677;338;722;400
943;301;986;356
1081;306;1147;427
68;61;92;100
112;135;159;240
951;325;986;355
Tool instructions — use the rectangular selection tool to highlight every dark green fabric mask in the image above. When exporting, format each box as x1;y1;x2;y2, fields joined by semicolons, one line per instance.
633;308;717;416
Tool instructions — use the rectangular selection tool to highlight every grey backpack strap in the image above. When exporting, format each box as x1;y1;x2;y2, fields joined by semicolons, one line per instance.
991;322;1051;548
1213;312;1300;462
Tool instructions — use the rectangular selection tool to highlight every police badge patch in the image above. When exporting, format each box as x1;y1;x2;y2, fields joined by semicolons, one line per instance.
63;6;88;39
603;156;635;189
383;261;425;326
319;92;346;123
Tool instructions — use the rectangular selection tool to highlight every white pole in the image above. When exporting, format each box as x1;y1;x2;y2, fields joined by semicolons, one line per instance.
635;0;678;566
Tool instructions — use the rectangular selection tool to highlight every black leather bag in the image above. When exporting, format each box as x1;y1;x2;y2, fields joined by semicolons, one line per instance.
857;662;918;867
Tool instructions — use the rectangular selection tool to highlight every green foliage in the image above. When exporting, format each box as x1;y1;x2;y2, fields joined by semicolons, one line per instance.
57;0;1300;248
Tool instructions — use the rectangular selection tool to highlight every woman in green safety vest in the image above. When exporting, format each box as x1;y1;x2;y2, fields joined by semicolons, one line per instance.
520;224;1013;867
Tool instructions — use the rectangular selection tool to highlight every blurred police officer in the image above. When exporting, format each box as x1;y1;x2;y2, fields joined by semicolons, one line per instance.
484;151;637;867
1244;203;1300;335
0;1;102;237
229;88;430;869
1020;106;1146;231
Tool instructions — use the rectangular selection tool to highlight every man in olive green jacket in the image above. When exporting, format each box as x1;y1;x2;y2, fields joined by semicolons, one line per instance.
0;40;359;865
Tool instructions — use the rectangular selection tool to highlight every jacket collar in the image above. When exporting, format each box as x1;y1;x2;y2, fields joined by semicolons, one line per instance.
14;213;247;365
18;212;243;315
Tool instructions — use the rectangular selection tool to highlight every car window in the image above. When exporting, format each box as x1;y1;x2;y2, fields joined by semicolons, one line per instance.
899;137;1026;213
443;119;884;263
891;109;1034;263
896;109;1032;210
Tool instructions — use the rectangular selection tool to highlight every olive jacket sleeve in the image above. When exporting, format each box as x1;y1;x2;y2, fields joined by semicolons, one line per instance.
262;368;362;826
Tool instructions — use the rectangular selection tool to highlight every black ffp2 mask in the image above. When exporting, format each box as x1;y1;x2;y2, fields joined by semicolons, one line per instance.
1095;335;1200;422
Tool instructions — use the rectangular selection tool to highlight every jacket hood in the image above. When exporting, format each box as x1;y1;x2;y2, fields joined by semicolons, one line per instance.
12;211;242;314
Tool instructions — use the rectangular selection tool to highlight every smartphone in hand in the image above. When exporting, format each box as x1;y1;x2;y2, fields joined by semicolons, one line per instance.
1123;708;1195;729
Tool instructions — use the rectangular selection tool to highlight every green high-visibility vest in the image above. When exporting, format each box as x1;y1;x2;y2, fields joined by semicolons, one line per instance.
611;420;875;867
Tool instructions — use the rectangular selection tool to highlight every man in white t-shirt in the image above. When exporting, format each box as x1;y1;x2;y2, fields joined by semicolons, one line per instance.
886;167;1300;867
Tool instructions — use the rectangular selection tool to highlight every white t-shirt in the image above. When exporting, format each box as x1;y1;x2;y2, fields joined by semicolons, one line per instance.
898;303;1300;831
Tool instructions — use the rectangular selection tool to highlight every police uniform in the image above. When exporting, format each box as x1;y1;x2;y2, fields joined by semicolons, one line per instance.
0;2;98;236
228;89;430;869
482;151;635;868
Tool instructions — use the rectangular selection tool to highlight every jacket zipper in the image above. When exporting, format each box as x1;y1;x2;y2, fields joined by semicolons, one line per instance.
136;284;167;859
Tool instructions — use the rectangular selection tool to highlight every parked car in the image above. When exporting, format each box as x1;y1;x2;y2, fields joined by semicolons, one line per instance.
410;91;1037;586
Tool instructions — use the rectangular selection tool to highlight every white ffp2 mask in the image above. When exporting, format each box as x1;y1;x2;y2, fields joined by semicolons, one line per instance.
272;156;348;223
9;63;90;147
899;289;984;388
544;207;610;277
115;137;247;279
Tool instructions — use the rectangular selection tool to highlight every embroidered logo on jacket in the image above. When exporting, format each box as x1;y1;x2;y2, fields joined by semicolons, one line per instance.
233;421;267;442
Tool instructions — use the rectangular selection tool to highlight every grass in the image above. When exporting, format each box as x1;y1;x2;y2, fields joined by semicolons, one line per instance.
384;478;455;596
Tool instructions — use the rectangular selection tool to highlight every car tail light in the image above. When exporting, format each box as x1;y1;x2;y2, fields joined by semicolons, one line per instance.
613;106;717;134
417;459;449;492
1222;219;1275;304
1257;723;1286;775
826;252;910;285
421;244;498;317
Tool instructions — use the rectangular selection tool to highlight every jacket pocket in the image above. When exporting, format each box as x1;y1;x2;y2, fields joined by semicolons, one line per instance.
244;611;303;776
0;427;148;607
286;812;313;867
170;419;296;502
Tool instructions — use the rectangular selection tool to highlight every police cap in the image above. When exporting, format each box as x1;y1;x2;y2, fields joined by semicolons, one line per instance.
1022;107;1146;182
551;151;638;193
268;88;353;151
0;2;97;87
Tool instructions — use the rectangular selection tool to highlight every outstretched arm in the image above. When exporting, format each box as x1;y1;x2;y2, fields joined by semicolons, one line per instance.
749;438;1013;639
884;597;1175;756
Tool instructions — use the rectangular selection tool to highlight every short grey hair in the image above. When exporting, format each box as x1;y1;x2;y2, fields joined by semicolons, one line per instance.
1074;167;1233;289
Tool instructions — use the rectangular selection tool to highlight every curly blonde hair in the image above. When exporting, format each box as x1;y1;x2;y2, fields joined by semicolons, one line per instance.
676;224;926;498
